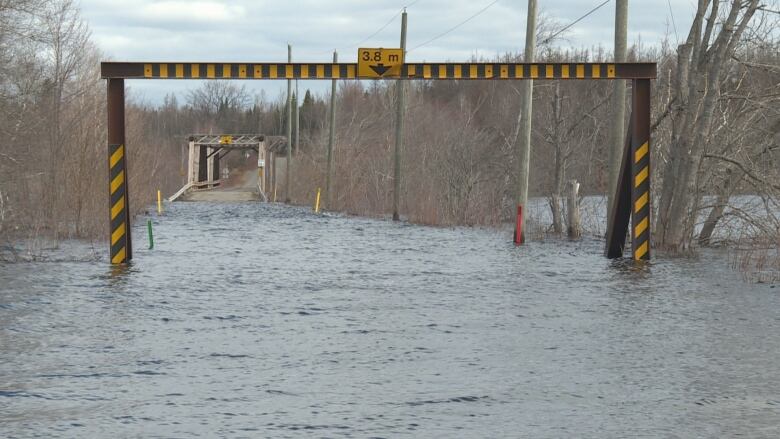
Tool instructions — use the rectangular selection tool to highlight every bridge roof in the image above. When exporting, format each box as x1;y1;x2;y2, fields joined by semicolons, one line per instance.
188;134;288;154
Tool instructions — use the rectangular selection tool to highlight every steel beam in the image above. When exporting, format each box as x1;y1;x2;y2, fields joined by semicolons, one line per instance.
101;62;656;80
107;78;132;264
605;79;653;261
605;119;633;258
631;79;651;261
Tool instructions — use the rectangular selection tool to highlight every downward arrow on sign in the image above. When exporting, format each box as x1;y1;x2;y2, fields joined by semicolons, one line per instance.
369;64;391;76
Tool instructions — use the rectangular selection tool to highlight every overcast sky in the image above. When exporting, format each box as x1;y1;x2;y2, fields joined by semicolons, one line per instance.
81;0;695;104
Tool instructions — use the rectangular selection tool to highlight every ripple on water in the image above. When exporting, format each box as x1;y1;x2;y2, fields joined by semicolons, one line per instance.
1;201;778;437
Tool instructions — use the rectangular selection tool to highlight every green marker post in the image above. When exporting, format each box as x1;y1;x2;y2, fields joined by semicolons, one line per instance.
147;219;154;250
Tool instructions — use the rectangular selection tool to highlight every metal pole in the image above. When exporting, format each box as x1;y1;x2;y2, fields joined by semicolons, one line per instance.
326;50;338;209
392;9;407;222
515;0;537;244
285;44;292;203
631;79;651;261
607;0;628;222
107;78;132;263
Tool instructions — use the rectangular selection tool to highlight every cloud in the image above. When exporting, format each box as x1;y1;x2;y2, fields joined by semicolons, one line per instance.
81;0;696;102
138;1;245;23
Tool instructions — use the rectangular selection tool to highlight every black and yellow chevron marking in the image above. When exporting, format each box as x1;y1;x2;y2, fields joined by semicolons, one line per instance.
632;140;650;261
109;143;129;264
401;63;617;79
142;63;358;79
102;62;657;80
139;62;614;80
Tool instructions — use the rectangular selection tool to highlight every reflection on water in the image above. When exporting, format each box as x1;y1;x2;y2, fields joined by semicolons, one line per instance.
1;202;778;437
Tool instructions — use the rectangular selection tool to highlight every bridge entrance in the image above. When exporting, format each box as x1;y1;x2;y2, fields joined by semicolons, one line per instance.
101;60;656;265
168;134;288;203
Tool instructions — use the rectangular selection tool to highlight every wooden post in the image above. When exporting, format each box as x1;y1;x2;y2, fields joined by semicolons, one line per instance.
607;0;628;220
325;50;338;210
268;150;274;200
285;44;292;203
258;139;267;197
515;0;537;244
207;146;215;187
294;80;300;156
198;143;208;183
212;147;220;187
187;140;196;185
272;151;278;202
392;10;407;221
566;180;581;239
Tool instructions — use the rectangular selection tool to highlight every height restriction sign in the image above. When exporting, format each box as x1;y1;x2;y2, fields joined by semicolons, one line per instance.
357;48;404;78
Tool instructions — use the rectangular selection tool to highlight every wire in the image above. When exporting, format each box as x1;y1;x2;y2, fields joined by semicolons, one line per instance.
317;0;422;56
667;0;679;43
407;0;500;53
349;10;402;49
538;0;611;46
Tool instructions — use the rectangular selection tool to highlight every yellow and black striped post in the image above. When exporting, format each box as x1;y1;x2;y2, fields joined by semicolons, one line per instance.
631;79;651;261
606;80;652;261
108;143;130;263
107;78;132;264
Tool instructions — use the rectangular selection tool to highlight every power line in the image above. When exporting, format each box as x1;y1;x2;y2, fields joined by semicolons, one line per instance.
408;0;500;53
349;9;402;49
352;0;421;49
667;0;679;43
538;0;611;46
317;0;421;56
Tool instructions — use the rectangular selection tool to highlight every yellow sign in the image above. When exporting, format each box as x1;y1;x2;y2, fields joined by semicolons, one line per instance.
357;48;404;78
219;135;233;144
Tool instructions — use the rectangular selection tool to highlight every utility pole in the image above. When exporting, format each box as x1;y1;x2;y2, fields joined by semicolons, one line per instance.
325;50;338;209
294;79;300;157
607;0;628;223
515;0;537;244
392;9;407;222
285;44;292;203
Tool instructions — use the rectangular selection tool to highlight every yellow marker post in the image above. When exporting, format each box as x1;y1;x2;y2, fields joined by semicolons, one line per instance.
314;188;321;213
157;190;163;214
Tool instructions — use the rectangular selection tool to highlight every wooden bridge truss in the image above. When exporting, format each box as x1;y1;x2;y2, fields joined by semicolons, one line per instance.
167;134;288;203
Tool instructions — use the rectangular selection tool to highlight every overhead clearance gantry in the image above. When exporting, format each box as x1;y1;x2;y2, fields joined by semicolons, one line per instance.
101;51;656;265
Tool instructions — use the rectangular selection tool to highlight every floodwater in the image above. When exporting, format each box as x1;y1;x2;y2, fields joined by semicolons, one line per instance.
1;202;778;438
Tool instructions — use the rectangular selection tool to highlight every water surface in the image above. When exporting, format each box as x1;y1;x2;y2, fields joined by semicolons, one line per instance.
1;202;778;437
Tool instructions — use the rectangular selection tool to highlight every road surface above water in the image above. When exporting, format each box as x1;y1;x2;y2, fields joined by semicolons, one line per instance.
1;202;778;438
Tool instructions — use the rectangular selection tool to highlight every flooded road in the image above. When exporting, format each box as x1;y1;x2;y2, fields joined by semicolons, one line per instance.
1;202;779;438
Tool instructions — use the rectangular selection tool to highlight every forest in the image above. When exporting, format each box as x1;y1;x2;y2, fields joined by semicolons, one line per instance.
1;0;778;272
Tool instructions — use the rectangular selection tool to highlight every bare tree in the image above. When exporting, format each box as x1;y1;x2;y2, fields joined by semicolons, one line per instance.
656;0;764;252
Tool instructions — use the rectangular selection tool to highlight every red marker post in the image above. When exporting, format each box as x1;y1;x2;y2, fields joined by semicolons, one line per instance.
514;205;524;245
